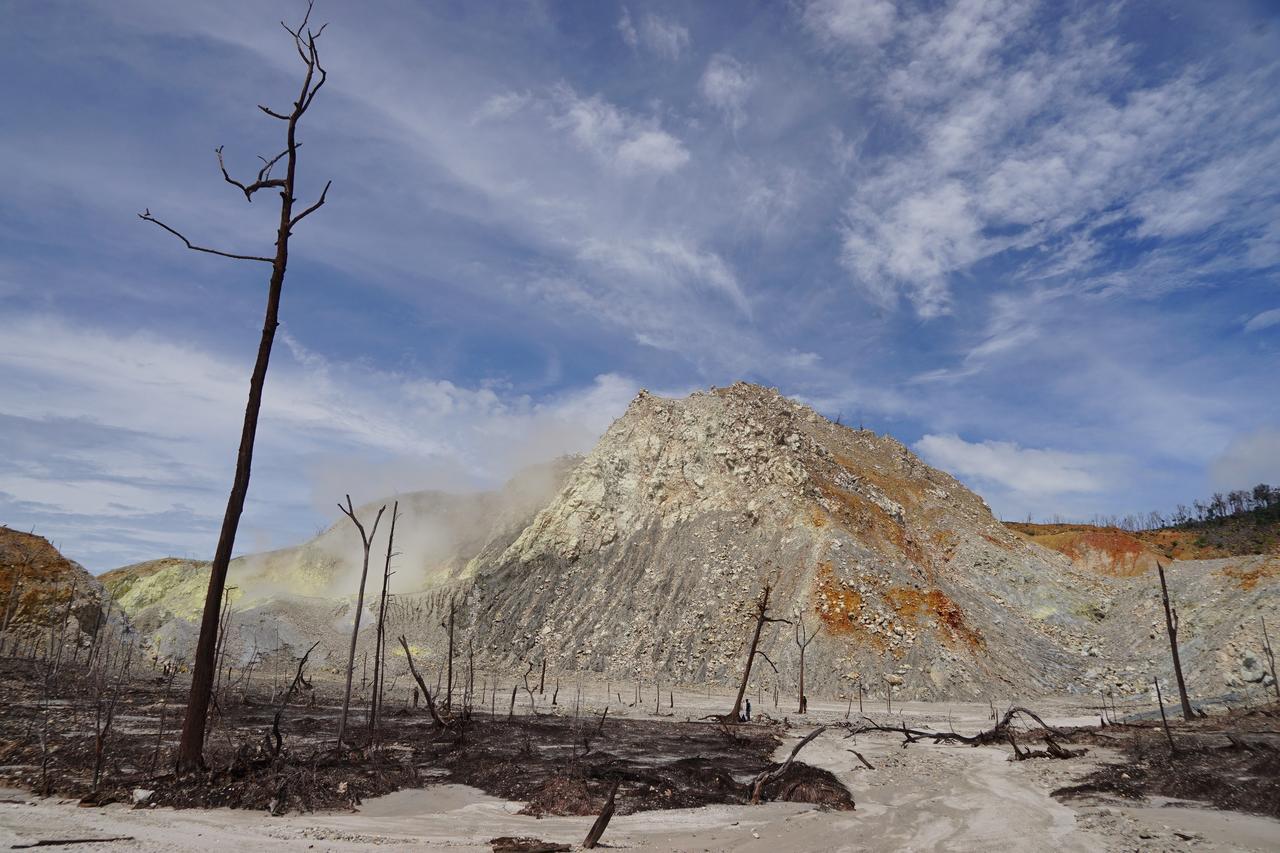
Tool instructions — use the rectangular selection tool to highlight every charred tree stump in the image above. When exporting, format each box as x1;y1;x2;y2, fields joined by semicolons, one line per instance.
582;780;620;849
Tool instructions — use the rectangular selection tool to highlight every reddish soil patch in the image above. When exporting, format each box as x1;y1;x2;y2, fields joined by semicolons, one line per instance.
812;563;886;652
816;482;923;564
1219;558;1280;591
883;587;985;651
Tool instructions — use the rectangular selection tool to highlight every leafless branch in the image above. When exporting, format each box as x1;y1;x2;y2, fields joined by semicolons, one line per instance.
258;104;290;120
216;146;286;201
290;180;331;227
137;210;273;263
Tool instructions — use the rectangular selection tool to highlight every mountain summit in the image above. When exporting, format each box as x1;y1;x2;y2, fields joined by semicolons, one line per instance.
464;382;1106;697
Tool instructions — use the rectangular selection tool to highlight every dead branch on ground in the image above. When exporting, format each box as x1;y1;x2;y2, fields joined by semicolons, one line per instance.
750;726;826;804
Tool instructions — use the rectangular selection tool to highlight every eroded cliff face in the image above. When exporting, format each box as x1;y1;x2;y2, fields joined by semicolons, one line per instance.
462;383;1110;699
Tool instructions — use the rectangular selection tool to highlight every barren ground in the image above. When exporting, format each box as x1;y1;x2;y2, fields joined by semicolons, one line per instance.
1;659;1277;852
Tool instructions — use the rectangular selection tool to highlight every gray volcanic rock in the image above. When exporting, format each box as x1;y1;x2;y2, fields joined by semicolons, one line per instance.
461;383;1110;699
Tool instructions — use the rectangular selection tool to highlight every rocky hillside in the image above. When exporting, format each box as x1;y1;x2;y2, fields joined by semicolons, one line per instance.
98;384;1279;702
99;460;575;665
0;526;116;656
458;384;1127;700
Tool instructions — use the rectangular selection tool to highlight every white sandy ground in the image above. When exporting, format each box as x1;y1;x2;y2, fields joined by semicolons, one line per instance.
2;691;1278;852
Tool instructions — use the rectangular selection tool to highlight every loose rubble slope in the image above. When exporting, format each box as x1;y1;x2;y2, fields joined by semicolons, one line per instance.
464;383;1114;699
0;526;116;653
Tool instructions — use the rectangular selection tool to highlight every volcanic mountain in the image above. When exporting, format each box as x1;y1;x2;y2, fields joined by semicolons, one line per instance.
99;383;1279;700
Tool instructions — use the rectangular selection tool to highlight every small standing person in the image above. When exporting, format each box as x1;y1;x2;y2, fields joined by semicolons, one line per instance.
745;698;752;722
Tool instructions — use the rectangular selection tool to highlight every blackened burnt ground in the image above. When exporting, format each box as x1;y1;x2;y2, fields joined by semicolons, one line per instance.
0;658;852;815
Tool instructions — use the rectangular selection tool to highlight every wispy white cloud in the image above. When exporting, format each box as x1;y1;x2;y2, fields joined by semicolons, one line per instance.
1243;308;1280;334
802;0;897;49
700;53;755;129
915;433;1107;497
618;7;690;59
552;86;690;174
577;236;751;317
0;313;642;568
825;1;1280;317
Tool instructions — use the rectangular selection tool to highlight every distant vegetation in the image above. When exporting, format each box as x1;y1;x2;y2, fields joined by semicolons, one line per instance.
1027;485;1279;532
1015;485;1280;558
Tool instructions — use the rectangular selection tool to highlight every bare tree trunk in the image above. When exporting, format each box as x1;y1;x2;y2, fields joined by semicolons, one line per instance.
163;5;332;773
467;641;475;714
336;496;385;746
794;613;819;715
397;635;446;728
726;583;785;722
370;501;398;734
1157;562;1195;720
1261;616;1280;702
444;599;455;713
582;780;620;849
1154;676;1177;753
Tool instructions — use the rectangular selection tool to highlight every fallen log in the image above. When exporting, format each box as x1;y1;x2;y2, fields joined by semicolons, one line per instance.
840;706;1069;747
14;840;135;849
490;838;570;853
750;726;826;804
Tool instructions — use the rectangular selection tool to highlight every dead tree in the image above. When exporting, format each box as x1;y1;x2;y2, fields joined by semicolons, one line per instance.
1262;616;1280;701
750;726;826;804
723;582;788;723
336;496;385;746
398;635;448;727
211;585;238;701
93;640;134;793
841;706;1069;749
521;659;538;714
582;780;620;849
150;664;180;772
152;3;333;773
1156;561;1194;720
270;641;319;757
369;501;399;734
1153;676;1178;753
443;598;456;713
793;611;820;714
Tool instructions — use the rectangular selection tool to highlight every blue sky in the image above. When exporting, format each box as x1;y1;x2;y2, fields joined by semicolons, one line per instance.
2;0;1278;572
